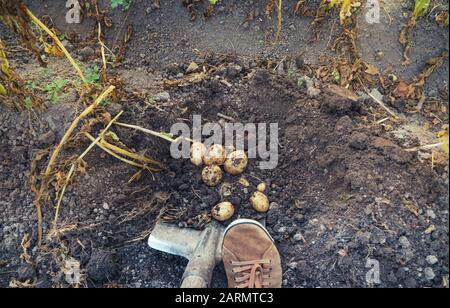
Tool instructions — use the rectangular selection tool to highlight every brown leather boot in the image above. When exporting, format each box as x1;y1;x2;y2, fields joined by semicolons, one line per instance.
222;219;282;288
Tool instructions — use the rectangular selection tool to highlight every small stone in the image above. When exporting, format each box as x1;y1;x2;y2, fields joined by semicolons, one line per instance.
305;77;321;98
17;263;36;282
369;88;384;103
79;46;95;59
375;50;384;61
425;209;436;220
276;62;285;75
294;214;305;223
153;91;170;102
277;226;287;234
106;102;122;115
178;184;189;191
186;62;199;74
287;262;298;270
295;56;304;69
102;202;110;211
424;267;436;281
349;132;368;150
270;202;279;210
426;255;438;265
227;64;242;78
293;233;305;242
86;250;118;283
38;131;56;146
399;236;411;248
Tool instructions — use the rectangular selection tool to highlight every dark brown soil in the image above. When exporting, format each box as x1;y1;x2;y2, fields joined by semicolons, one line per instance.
1;0;449;288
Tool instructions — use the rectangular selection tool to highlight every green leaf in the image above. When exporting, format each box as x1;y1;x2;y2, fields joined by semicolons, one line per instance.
111;0;132;11
24;97;33;110
85;65;100;84
413;0;431;18
45;79;68;103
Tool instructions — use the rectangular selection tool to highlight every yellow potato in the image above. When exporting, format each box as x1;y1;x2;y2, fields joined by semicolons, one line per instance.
211;202;235;222
190;142;206;166
224;150;248;175
250;191;270;213
203;144;226;166
257;182;267;193
202;165;223;187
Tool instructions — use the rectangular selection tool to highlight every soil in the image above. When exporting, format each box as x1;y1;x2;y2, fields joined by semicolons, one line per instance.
1;0;449;288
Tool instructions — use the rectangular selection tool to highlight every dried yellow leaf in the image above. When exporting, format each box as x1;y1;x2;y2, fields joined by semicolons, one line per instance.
0;83;6;95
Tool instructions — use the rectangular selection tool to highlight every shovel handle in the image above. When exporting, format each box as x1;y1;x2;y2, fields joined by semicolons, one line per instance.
181;276;209;288
181;225;221;288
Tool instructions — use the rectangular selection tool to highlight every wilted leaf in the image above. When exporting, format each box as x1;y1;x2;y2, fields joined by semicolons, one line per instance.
436;11;449;27
438;126;449;156
365;63;379;76
0;83;6;95
394;80;410;98
327;0;361;25
44;42;64;57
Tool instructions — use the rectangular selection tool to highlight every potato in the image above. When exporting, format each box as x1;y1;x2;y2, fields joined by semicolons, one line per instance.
250;191;270;213
211;202;235;222
202;165;223;187
224;150;248;175
203;144;226;166
190;142;206;166
257;182;267;193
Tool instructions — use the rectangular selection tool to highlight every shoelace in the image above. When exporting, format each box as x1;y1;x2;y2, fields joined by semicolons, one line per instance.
231;259;272;288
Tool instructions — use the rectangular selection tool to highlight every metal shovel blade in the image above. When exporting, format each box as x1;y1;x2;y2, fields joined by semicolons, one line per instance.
148;221;203;259
148;221;224;288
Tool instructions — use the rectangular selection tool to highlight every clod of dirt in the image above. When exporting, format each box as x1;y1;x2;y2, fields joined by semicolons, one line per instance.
334;115;354;135
349;132;369;151
79;46;95;61
17;263;36;282
86;250;118;284
321;95;361;116
371;137;414;164
44;103;77;139
38;131;56;147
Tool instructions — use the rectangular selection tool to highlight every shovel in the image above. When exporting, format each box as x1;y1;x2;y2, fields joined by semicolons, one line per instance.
148;220;225;288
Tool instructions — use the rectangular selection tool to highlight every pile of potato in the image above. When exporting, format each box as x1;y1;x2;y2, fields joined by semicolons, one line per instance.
190;142;270;222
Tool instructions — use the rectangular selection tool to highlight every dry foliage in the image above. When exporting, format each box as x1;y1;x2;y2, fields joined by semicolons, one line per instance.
0;0;45;65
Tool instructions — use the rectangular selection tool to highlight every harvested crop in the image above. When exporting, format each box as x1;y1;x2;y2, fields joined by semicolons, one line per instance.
203;144;226;166
202;165;223;187
224;150;248;175
211;202;235;222
257;183;267;193
250;191;270;213
190;142;206;166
